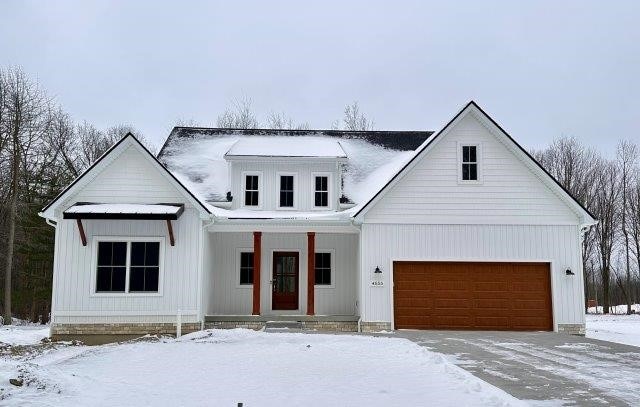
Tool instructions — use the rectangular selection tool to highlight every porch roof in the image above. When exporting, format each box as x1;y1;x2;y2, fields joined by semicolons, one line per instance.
63;203;185;220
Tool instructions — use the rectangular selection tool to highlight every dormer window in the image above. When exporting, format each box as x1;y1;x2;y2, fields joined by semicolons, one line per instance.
314;175;329;207
278;174;295;208
459;144;481;183
244;173;260;207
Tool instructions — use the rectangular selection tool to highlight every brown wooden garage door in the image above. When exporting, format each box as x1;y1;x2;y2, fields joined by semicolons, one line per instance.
393;262;552;331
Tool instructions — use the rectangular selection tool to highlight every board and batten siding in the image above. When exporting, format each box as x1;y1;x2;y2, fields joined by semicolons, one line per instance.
51;208;203;324
71;145;185;207
363;113;580;225
360;224;585;329
207;232;358;316
229;160;340;211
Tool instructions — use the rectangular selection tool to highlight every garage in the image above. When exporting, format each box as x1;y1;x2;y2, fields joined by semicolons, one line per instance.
393;261;553;331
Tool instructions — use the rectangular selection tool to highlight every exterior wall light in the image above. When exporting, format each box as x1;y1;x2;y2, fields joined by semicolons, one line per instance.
566;268;575;276
374;266;382;274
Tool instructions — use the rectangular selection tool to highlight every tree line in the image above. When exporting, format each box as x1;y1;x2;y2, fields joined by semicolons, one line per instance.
0;66;634;325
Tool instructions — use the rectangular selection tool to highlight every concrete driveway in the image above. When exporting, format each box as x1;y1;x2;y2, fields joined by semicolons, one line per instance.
395;330;640;406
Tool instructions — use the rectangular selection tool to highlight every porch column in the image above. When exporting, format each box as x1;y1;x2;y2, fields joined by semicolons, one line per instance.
253;231;262;315
307;232;315;316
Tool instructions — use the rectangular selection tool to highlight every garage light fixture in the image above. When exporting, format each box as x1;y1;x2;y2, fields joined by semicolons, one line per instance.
374;266;382;274
565;268;575;276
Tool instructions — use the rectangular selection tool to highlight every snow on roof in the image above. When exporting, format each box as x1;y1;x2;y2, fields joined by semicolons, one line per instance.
225;137;347;158
159;128;433;204
64;203;183;216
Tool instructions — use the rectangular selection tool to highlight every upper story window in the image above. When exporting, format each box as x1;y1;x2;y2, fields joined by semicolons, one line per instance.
460;144;479;182
244;174;260;206
279;174;295;208
96;240;161;294
314;175;329;207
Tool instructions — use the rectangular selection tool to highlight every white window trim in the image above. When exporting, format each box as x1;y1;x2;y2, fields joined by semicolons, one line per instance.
90;236;165;297
457;142;483;184
276;171;298;210
311;172;333;210
314;249;335;289
236;247;254;289
242;171;263;209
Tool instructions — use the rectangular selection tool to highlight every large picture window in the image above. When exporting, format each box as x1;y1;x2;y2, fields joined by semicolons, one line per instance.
95;239;162;294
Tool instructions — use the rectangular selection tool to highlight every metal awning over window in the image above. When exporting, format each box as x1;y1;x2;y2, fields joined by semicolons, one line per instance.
63;203;184;247
63;203;184;220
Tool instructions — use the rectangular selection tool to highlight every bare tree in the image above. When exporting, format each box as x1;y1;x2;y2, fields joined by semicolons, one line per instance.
0;67;50;324
592;160;621;314
338;101;374;131
617;140;637;314
216;97;259;129
266;111;309;130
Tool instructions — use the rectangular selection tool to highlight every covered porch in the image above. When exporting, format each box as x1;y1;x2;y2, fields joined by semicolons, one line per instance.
203;222;360;330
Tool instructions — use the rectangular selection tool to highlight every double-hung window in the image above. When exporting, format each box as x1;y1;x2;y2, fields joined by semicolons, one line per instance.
244;174;260;206
279;175;295;208
314;252;332;286
461;145;479;182
314;175;329;207
239;252;254;285
96;240;161;294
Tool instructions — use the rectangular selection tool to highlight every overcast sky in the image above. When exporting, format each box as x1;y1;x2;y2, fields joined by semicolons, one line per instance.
2;1;639;154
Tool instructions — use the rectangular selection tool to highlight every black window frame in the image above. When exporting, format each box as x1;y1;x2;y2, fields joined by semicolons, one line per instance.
244;174;260;207
314;252;332;286
95;240;162;294
279;174;295;208
96;241;127;293
314;175;329;208
239;251;254;285
461;145;478;181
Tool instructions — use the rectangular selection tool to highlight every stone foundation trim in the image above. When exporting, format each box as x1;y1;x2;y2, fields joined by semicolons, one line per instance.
558;323;586;336
359;322;392;332
51;322;201;337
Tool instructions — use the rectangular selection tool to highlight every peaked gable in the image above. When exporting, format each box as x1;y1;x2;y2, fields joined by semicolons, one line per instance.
40;134;211;220
353;101;597;226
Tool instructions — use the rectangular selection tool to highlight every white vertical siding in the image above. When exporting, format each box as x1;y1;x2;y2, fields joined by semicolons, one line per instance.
229;160;341;211
359;224;585;328
52;208;203;323
364;113;580;225
207;232;358;316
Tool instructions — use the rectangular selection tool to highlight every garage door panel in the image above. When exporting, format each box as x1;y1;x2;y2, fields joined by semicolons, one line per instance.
393;262;552;331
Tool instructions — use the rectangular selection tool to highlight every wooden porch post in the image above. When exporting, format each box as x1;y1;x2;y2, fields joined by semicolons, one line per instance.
307;232;315;316
252;231;262;315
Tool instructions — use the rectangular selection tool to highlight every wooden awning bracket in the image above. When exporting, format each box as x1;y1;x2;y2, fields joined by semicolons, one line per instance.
76;219;87;246
166;219;175;246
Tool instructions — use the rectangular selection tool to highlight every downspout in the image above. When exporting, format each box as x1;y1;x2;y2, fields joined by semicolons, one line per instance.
198;214;216;331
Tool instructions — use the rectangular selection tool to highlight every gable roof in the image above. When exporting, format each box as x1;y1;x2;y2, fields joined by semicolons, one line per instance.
158;127;433;202
40;133;211;219
352;101;597;226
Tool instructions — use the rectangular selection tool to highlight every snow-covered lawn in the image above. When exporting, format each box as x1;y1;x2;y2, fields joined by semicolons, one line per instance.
0;329;524;406
0;324;50;346
586;313;640;348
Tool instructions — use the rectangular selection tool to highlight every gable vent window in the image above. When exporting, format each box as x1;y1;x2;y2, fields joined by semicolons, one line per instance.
461;145;478;181
279;175;294;208
245;175;259;206
314;176;329;207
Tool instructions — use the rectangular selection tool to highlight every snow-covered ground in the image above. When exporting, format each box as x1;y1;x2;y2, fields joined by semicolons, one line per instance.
0;324;50;346
0;329;524;406
587;303;640;314
586;313;640;348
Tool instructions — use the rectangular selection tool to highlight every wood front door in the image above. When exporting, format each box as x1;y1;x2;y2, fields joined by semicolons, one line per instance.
272;252;299;310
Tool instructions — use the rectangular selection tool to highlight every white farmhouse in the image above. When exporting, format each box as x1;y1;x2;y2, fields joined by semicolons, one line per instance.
40;101;596;340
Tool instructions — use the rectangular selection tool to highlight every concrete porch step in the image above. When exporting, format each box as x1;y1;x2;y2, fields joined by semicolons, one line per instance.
264;320;303;331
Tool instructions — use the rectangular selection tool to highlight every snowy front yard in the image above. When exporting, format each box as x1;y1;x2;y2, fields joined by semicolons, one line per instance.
0;328;522;406
586;313;640;347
